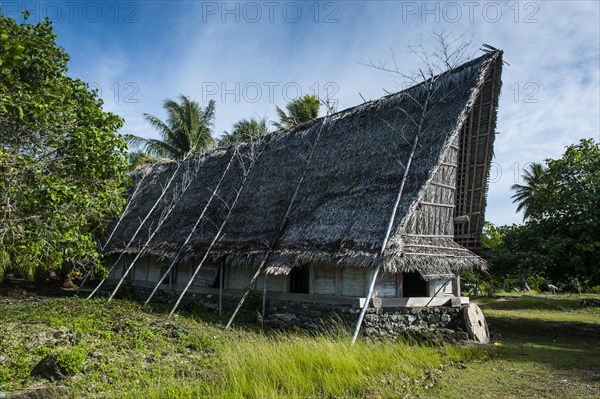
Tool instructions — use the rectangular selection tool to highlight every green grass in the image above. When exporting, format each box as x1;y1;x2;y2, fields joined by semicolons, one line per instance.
420;295;600;399
0;296;485;398
476;294;600;324
3;293;598;398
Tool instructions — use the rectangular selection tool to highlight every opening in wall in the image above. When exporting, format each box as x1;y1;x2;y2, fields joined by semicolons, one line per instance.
289;266;310;294
160;264;170;285
402;272;427;297
211;266;221;289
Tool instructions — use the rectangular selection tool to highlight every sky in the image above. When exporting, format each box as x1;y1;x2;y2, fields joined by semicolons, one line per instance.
3;0;599;226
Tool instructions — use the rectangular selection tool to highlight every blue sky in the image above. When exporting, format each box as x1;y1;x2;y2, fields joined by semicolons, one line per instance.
3;0;599;226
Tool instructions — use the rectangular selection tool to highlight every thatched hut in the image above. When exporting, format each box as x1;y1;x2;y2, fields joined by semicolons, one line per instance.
102;50;502;335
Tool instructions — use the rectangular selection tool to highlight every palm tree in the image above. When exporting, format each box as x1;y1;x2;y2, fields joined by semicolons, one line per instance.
511;162;547;220
272;94;320;130
127;95;216;160
219;117;269;146
128;150;162;170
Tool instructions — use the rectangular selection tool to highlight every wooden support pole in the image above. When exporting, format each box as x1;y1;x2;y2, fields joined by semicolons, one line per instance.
102;169;151;253
168;145;264;319
452;271;461;297
225;118;329;329
88;163;182;299
144;151;236;306
109;161;200;302
218;261;224;315
352;132;420;345
352;71;437;345
261;274;268;322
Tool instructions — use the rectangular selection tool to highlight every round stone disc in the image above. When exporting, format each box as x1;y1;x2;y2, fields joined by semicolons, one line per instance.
463;303;490;344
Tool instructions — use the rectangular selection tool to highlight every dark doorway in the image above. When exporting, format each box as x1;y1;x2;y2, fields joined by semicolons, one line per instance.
211;266;221;289
402;272;427;297
160;264;170;285
289;266;310;294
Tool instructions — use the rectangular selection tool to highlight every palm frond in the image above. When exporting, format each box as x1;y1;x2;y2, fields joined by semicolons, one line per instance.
137;95;217;161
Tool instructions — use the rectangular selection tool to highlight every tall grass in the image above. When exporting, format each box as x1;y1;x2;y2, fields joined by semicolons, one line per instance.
124;330;486;399
1;297;487;399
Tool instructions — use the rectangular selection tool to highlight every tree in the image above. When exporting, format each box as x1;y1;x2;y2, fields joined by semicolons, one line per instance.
128;150;162;170
128;95;216;160
489;139;600;288
0;15;130;281
529;139;599;228
272;94;320;129
510;162;546;220
482;221;504;251
219;117;269;146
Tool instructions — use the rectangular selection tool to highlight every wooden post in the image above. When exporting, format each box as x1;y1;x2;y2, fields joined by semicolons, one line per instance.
109;161;200;302
80;165;152;294
352;76;434;345
218;261;224;315
452;271;461;297
225;118;329;329
88;163;182;299
261;274;268;322
168;144;265;319
144;151;236;306
102;169;151;252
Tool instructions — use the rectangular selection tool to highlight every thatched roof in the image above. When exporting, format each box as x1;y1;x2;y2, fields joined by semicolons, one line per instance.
104;50;503;279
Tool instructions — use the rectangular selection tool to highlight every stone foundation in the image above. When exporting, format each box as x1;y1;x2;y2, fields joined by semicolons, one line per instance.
264;301;469;341
104;283;470;341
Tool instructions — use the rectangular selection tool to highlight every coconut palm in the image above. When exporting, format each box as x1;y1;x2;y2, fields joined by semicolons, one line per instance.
511;162;547;220
128;150;162;170
272;94;321;130
127;95;216;160
219;117;269;146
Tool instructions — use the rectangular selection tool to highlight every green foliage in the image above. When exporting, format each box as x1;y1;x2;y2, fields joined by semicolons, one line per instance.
482;221;504;250
488;139;600;286
54;345;89;376
272;94;321;129
219;117;269;146
128;150;162;170
127;95;216;160
0;15;130;280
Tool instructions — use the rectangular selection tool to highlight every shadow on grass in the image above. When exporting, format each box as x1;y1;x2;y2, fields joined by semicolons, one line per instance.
486;314;600;386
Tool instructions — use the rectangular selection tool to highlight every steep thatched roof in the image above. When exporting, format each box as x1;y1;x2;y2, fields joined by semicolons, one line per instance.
104;51;503;279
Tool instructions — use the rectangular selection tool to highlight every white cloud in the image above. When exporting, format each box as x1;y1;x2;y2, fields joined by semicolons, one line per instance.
60;0;599;226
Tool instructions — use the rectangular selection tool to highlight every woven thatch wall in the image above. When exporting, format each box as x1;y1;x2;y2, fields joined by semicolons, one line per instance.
103;51;503;280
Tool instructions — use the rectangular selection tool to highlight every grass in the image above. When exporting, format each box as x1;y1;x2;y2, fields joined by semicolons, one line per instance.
2;290;599;398
0;295;485;398
420;294;600;399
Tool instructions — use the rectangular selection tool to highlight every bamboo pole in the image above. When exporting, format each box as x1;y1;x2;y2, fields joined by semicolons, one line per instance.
167;144;265;318
108;160;201;301
351;76;436;346
261;274;268;322
144;150;236;306
77;170;151;294
87;163;182;299
351;132;420;345
218;261;224;315
102;170;151;252
225;118;329;329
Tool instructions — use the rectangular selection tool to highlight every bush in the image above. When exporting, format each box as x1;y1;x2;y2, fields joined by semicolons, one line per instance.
53;345;89;375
